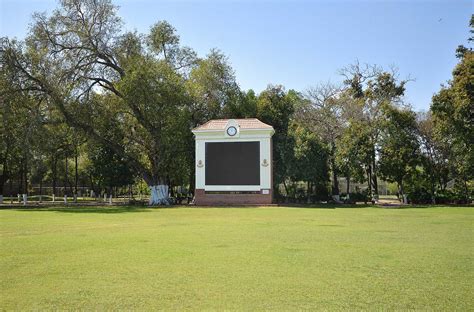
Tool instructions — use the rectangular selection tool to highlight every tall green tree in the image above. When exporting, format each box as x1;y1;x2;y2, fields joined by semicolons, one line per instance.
291;123;330;200
87;142;135;195
378;105;420;203
335;119;370;196
416;111;450;202
0;70;44;200
1;0;241;204
296;82;345;199
341;62;408;201
431;19;473;199
256;85;297;199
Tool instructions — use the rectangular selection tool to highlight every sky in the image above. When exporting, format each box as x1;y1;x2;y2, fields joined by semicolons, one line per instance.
1;0;472;111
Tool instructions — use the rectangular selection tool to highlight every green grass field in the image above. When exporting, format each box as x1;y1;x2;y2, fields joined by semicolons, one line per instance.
1;205;473;310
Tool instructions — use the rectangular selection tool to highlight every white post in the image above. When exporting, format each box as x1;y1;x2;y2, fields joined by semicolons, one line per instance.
52;194;55;202
109;194;112;205
23;194;27;206
403;194;408;204
39;194;42;203
104;193;107;202
64;195;67;204
17;194;21;202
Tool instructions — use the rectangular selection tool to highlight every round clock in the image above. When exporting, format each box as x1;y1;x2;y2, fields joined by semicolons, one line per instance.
226;126;237;136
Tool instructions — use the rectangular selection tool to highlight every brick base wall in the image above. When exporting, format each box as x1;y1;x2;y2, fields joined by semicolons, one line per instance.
194;189;272;206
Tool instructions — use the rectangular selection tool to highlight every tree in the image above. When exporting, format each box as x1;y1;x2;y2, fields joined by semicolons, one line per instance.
295;82;345;200
431;19;474;200
184;49;242;196
0;70;44;201
335;119;370;196
416;111;450;202
1;1;231;204
341;62;409;201
187;49;240;123
455;14;473;58
291;123;330;201
223;89;258;119
378;105;420;203
256;86;297;199
87;142;135;195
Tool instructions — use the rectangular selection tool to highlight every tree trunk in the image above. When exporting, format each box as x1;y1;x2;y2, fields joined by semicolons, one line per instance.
346;176;350;202
10;176;13;204
52;156;57;198
39;179;43;203
19;158;23;195
24;156;28;196
74;148;78;202
430;170;436;204
188;170;195;198
399;182;407;204
282;180;290;202
366;166;372;199
64;155;69;197
0;174;4;204
371;149;379;202
167;176;174;198
0;162;6;202
330;142;340;199
149;185;170;205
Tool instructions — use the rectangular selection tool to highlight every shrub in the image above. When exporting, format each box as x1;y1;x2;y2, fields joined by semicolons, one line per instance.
341;191;370;203
407;187;433;204
435;189;470;204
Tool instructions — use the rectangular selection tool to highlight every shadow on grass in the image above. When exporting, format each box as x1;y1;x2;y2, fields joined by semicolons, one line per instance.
380;204;474;209
9;205;156;214
277;203;473;209
4;203;470;214
280;203;372;209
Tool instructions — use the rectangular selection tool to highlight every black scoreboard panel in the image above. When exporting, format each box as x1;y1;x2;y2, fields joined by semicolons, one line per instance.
205;141;260;185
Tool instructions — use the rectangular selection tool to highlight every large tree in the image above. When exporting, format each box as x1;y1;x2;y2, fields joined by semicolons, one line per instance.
0;70;44;201
256;85;297;199
335;119;371;197
1;0;239;204
431;19;473;199
340;62;408;201
378;105;420;203
290;122;330;201
416;111;450;202
296;82;345;200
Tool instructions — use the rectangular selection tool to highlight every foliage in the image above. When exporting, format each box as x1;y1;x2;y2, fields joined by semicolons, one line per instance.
290;123;330;197
378;104;420;199
341;63;409;199
431;52;473;191
295;82;345;196
256;85;297;198
340;190;370;203
87;142;135;192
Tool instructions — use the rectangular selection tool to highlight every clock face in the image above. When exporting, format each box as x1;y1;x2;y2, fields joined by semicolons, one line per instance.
226;126;237;136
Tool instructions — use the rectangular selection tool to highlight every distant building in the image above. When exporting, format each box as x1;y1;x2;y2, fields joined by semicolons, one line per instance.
192;119;275;205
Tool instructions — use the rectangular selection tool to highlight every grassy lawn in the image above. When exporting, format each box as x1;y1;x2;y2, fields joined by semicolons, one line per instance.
1;206;473;310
